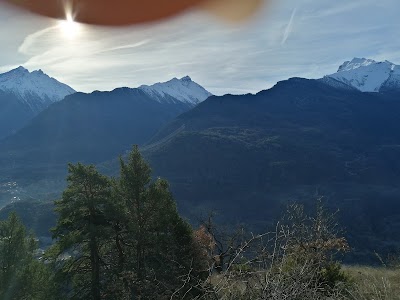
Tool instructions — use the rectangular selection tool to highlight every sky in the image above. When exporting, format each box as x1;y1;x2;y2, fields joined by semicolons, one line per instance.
0;0;399;95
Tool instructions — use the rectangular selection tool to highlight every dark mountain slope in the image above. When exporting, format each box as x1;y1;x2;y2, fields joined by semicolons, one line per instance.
149;78;400;186
0;76;212;207
0;91;37;139
140;78;400;263
0;88;192;169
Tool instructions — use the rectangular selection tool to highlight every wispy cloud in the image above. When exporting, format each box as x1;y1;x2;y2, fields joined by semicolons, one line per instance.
18;26;59;55
99;40;152;54
281;8;297;45
1;0;400;95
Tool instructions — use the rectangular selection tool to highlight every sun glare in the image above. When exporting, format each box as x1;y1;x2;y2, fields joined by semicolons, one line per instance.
59;12;80;39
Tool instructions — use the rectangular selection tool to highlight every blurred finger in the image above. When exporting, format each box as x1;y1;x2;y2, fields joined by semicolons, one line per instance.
2;0;266;26
201;0;265;22
1;0;205;25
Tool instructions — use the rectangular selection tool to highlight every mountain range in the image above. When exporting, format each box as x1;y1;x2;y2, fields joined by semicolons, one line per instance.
1;58;400;263
0;70;212;201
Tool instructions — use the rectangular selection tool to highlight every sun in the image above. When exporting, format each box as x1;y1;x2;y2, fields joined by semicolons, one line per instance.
59;12;80;38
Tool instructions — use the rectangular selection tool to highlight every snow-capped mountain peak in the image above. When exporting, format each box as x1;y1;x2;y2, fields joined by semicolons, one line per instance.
325;58;400;92
337;58;377;72
139;76;212;105
0;66;76;104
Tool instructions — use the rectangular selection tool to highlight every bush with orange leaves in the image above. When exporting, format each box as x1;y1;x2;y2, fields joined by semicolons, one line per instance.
193;225;216;268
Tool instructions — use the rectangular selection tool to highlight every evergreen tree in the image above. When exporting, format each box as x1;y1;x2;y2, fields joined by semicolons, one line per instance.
113;146;206;298
51;163;114;300
50;149;207;299
0;212;57;299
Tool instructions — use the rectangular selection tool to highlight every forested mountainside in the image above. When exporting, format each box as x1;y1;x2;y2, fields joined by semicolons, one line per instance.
137;77;400;263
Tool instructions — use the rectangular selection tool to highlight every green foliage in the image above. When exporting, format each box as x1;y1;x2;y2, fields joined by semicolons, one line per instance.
50;163;114;300
12;259;60;300
0;212;58;299
49;147;207;299
320;262;352;289
111;145;206;298
0;200;57;238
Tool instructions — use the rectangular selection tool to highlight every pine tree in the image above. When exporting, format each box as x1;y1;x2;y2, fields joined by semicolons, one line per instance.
114;146;206;298
51;163;114;300
50;149;207;299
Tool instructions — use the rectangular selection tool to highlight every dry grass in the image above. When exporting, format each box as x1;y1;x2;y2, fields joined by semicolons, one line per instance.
344;265;400;300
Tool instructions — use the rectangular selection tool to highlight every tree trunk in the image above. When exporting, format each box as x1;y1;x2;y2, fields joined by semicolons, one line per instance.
116;231;125;272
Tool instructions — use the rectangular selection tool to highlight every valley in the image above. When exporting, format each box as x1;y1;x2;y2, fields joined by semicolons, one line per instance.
1;58;400;264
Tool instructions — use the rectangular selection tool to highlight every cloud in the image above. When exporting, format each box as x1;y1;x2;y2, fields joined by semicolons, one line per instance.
1;0;400;95
18;26;59;55
101;40;152;53
281;8;297;45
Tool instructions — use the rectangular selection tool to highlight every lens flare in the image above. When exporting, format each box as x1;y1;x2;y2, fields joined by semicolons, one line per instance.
59;2;80;39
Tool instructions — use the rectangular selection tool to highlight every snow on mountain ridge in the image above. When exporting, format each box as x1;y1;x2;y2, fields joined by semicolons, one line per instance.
139;76;212;105
0;66;76;104
326;58;400;92
337;58;377;72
